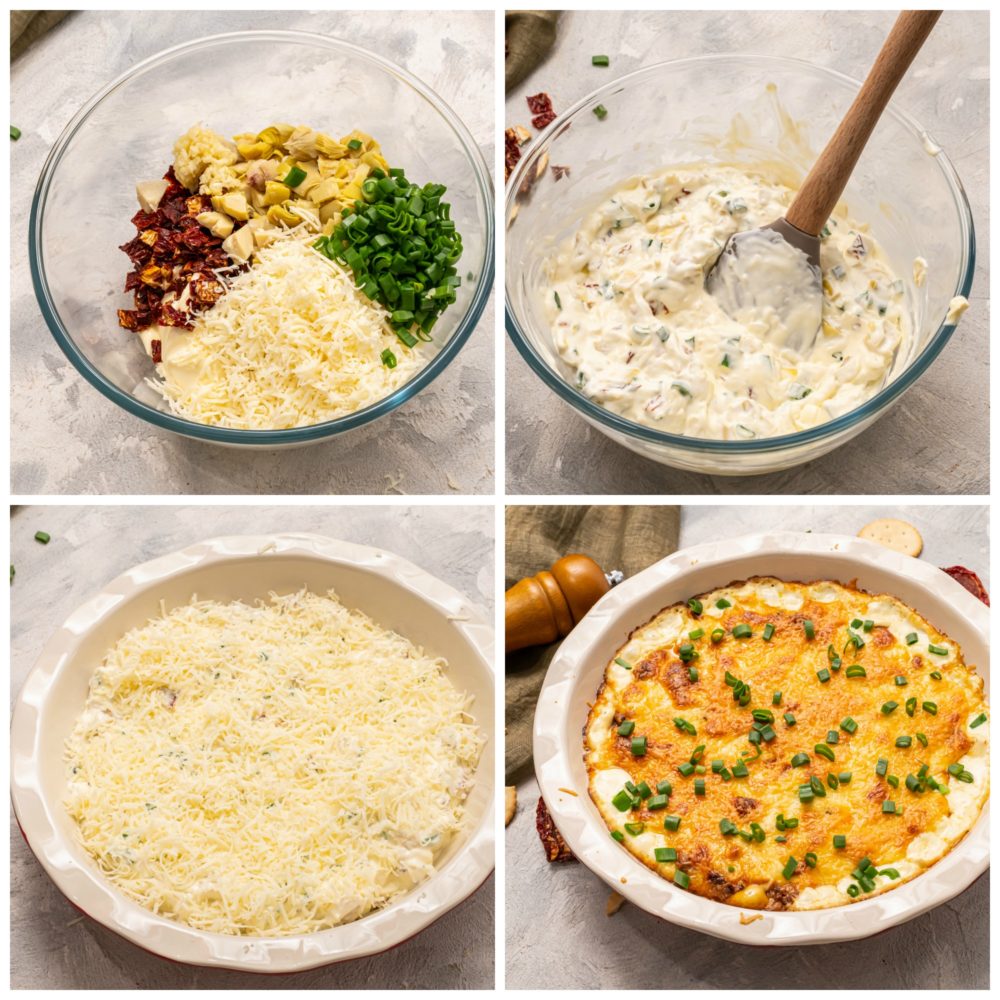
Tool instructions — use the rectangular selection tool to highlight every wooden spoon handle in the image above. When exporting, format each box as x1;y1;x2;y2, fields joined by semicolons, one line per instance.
786;10;941;237
505;553;610;652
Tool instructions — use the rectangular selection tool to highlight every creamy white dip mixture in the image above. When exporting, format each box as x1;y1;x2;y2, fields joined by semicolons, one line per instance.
544;165;949;440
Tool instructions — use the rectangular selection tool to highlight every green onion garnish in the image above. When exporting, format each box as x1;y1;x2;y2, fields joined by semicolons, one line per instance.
839;771;852;784
814;744;835;762
772;691;782;706
881;701;898;715
782;856;798;879
687;598;703;615
916;732;928;747
694;778;705;796
11;125;21;140
905;632;918;645
840;717;858;734
614;656;632;670
673;869;690;889
876;758;888;776
611;790;632;812
611;830;625;842
282;165;307;187
647;793;668;810
826;730;839;745
922;701;938;715
929;671;942;680
592;54;610;66
971;713;988;728
716;598;731;609
804;852;817;868
34;531;50;544
846;884;860;898
763;623;775;641
617;720;634;737
689;628;705;640
636;781;652;799
905;697;917;717
833;834;846;848
731;761;749;778
657;779;672;795
784;712;796;726
710;628;725;643
624;821;645;835
882;801;897;814
688;666;698;682
664;814;681;831
593;104;609;120
554;291;562;310
677;762;695;777
803;620;815;639
673;717;696;736
380;348;397;369
895;735;912;748
732;624;752;639
791;752;810;767
816;668;831;683
862;620;874;633
631;735;647;756
928;644;948;656
845;664;867;678
654;846;676;862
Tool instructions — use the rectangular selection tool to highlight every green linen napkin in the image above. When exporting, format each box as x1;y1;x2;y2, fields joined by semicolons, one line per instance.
505;10;561;91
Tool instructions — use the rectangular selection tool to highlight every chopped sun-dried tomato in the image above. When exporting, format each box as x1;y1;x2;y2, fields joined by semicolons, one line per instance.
117;165;247;334
531;111;556;130
526;92;554;116
504;127;523;182
150;339;162;364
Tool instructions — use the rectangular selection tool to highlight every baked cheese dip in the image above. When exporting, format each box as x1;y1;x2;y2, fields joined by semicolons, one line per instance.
544;166;936;441
585;577;988;911
65;590;483;936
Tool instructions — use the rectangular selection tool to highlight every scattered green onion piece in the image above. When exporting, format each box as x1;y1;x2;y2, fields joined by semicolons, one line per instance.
851;618;862;629
929;671;942;680
839;771;852;784
862;620;874;633
833;834;847;849
791;752;810;767
804;852;818;868
11;125;21;140
922;701;938;715
592;54;610;66
673;717;696;736
631;735;647;756
614;656;632;670
624;821;645;835
380;348;397;369
617;720;635;737
688;666;698;682
611;790;632;812
673;869;690;889
846;884;860;898
694;778;705;796
816;668;831;683
971;713;987;728
763;623;775;641
876;758;888;776
784;712;796;726
654;846;677;862
782;856;798;879
647;793;668;811
715;598;731;609
611;830;625;842
687;598;703;615
710;628;724;644
895;735;912;748
840;717;858;734
34;531;50;544
772;691;782;706
881;701;898;715
677;762;695;777
689;628;705;640
347;138;363;150
887;774;899;788
882;801;897;814
593;104;609;120
827;772;839;790
803;620;815;640
905;697;917;717
928;644;948;656
657;779;673;796
636;781;652;799
845;664;867;678
282;165;307;187
814;744;835;762
664;814;681;831
798;785;814;803
905;632;918;645
731;761;749;779
732;624;752;639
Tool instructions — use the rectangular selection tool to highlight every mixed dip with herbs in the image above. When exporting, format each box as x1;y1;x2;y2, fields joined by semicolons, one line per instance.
543;165;930;441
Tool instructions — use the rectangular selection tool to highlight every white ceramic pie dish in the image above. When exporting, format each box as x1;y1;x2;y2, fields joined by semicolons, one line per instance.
11;533;495;973
533;531;989;946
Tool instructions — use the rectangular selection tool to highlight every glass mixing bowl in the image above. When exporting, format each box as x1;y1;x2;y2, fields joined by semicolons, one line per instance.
505;55;974;476
30;30;493;447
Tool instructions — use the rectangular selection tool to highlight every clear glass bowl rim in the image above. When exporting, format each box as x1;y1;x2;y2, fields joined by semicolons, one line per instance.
29;29;495;446
504;53;976;455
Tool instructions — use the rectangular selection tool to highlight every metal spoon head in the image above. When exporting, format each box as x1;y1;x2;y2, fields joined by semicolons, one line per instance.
705;218;823;355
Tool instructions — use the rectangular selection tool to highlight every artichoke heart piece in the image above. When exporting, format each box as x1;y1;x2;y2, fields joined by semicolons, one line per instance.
236;139;273;160
212;192;249;221
256;126;283;146
263;181;291;206
222;224;255;262
196;211;235;238
267;203;301;227
314;133;347;158
307;177;340;205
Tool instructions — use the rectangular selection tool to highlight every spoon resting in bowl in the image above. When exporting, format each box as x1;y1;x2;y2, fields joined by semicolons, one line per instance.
705;9;942;355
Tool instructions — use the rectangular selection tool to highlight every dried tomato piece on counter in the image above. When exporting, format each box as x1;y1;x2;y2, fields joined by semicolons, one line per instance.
940;566;990;606
526;91;557;131
536;796;574;862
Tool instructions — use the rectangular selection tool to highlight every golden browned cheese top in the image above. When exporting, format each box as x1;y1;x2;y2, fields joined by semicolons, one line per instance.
585;577;988;910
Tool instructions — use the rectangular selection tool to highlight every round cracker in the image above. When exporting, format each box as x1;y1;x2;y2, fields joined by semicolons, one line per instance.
505;786;517;826
858;518;923;557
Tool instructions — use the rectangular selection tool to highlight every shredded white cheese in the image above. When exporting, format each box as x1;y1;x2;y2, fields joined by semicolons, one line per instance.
64;590;482;936
146;233;424;429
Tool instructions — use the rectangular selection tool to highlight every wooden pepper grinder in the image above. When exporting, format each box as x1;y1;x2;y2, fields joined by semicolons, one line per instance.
506;554;621;653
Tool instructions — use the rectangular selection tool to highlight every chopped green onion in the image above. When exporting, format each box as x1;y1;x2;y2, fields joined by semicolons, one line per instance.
664;814;681;831
895;675;908;686
657;779;673;795
840;717;858;734
732;623;752;639
809;775;826;797
887;774;899;788
929;671;942;680
827;772;839;790
846;884;860;898
762;623;775;641
876;758;888;776
782;856;798;879
905;697;917;717
814;743;835;762
716;598;731;609
927;644;948;656
839;771;852;784
971;713;988;728
772;691;782;706
833;834;847;849
915;732;928;747
895;735;912;748
826;730;839;745
689;628;705;640
694;778;705;796
678;643;697;662
791;752;810;767
654;846;677;862
882;801;897;814
614;656;632;670
380;348;397;369
636;781;652;799
624;821;645;835
647;793;668;811
922;701;938;715
677;762;695;777
593;104;609;120
34;531;50;544
347;138;363;150
862;620;874;633
673;717;696;736
880;867;901;879
881;701;898;715
282;165;307;187
673;869;690;889
592;54;610;66
611;830;625;842
783;712;796;726
611;790;632;812
816;668;831;683
710;628;725;643
731;761;749;779
851;618;862;629
905;632;918;645
617;720;635;737
688;666;698;682
845;664;867;678
631;735;647;756
804;852;818;868
803;620;815;639
687;598;703;615
798;785;814;803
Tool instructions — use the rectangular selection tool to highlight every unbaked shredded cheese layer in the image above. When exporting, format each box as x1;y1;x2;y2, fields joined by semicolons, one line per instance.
65;590;482;936
142;232;423;429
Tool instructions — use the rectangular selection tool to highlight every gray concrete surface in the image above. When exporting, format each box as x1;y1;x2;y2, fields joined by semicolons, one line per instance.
505;11;989;495
506;504;989;990
11;10;494;496
10;504;494;989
